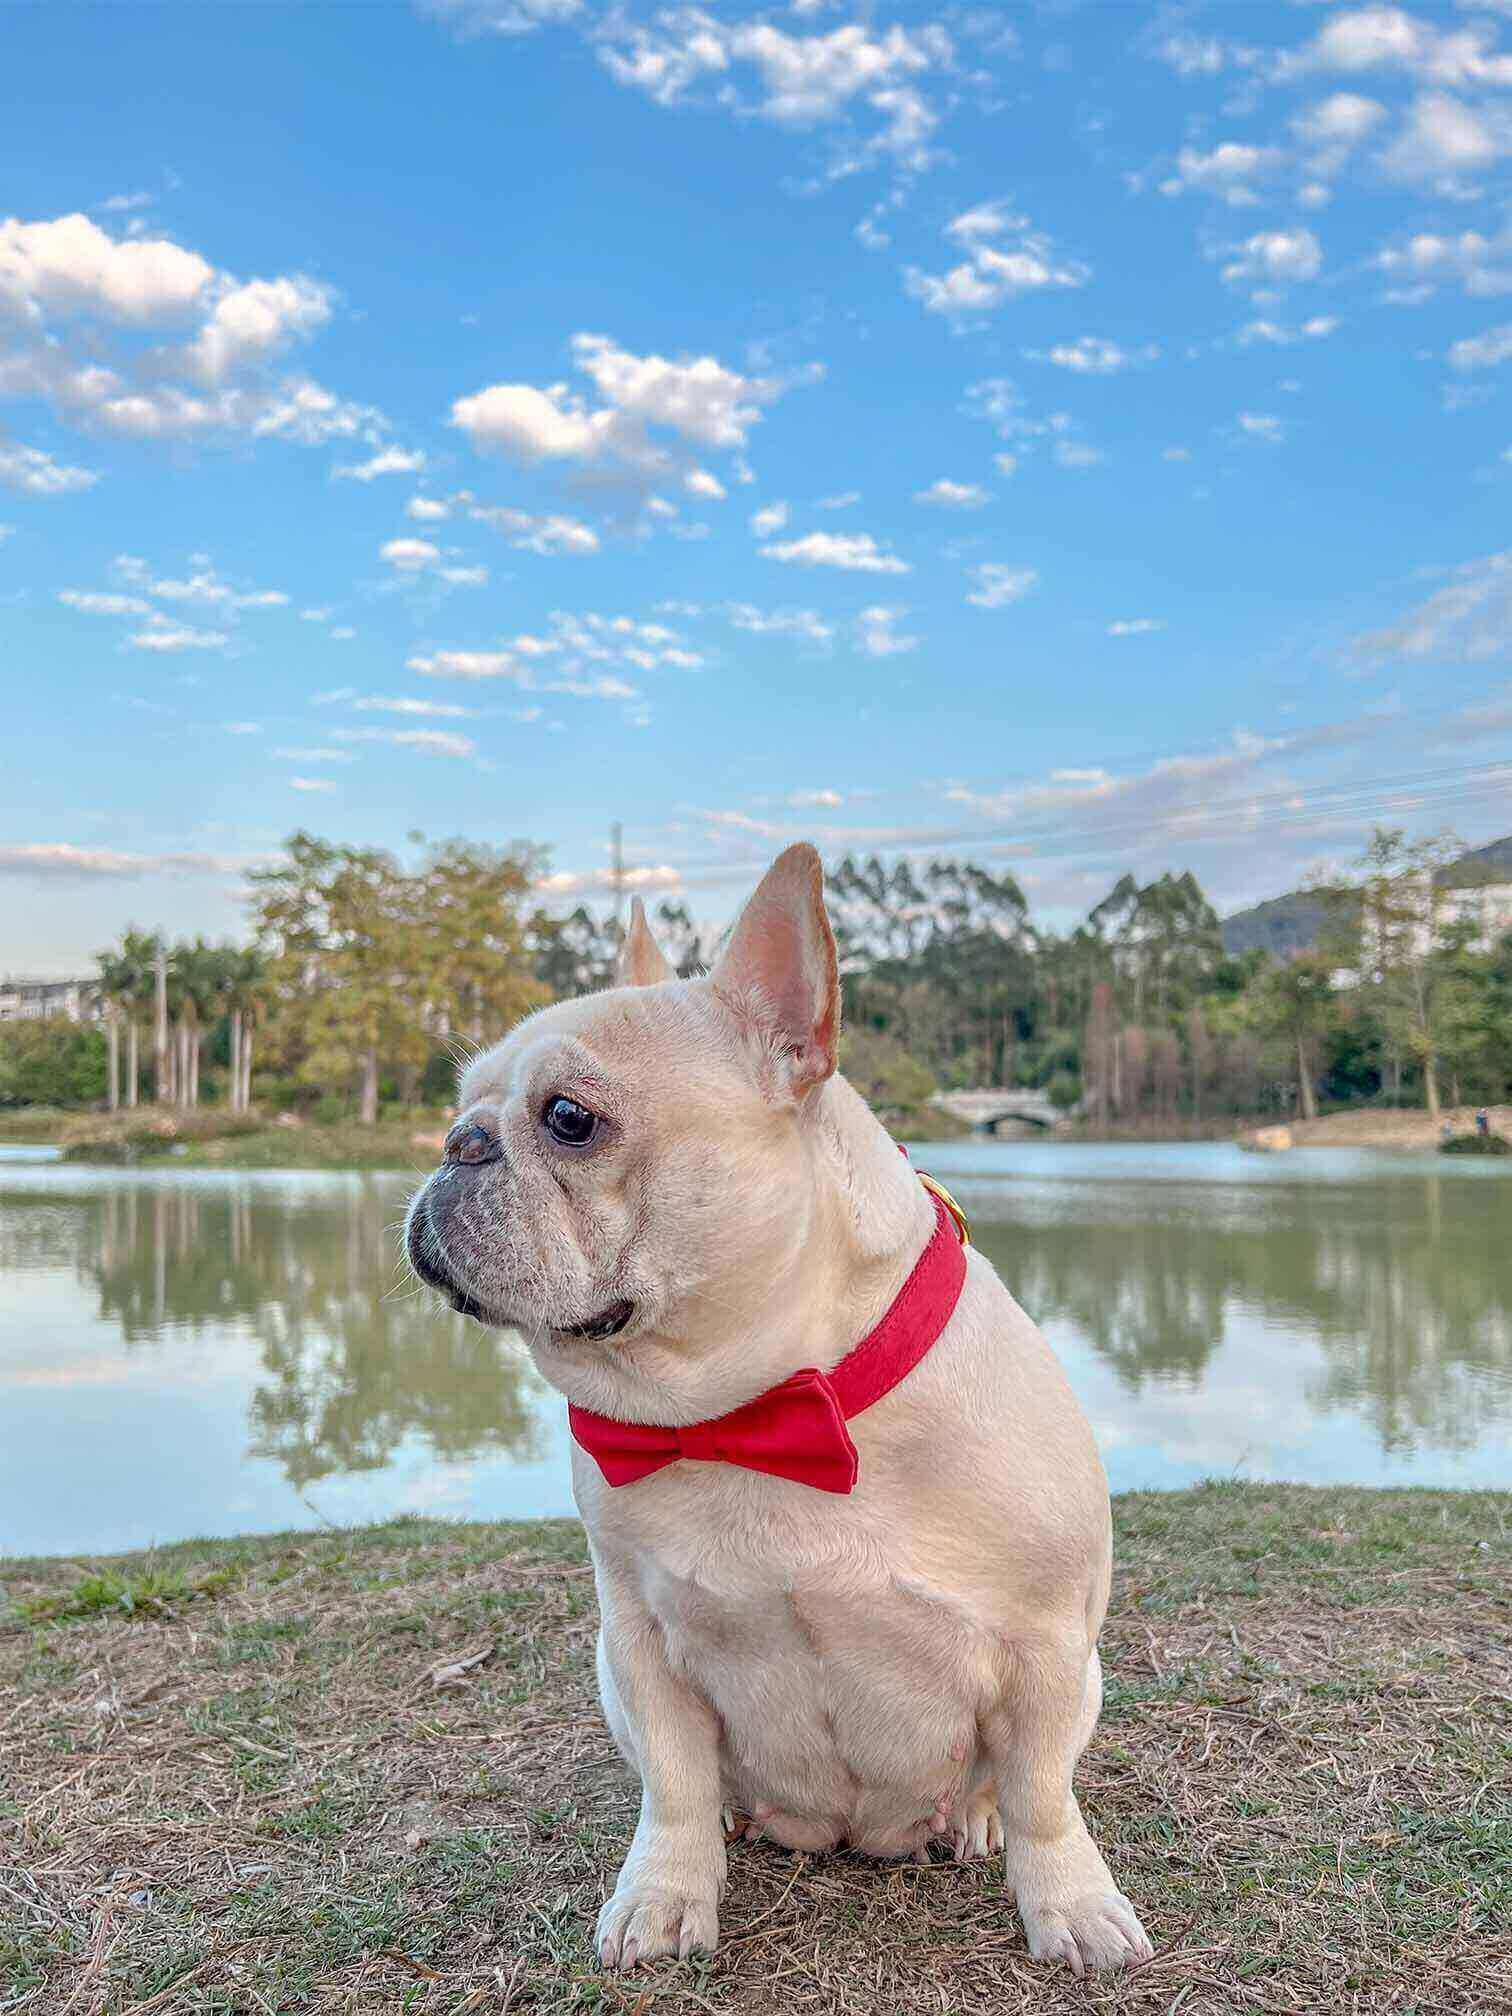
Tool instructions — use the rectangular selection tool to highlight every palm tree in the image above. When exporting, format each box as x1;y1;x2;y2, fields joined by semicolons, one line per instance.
96;931;158;1110
222;945;266;1113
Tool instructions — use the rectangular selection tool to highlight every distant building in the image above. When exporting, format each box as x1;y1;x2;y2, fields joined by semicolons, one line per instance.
0;977;103;1024
1443;879;1512;948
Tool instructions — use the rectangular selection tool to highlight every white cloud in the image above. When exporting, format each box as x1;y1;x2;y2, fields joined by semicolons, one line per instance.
0;213;361;450
223;721;260;734
0;842;254;881
1448;323;1512;369
406;493;452;520
595;13;951;171
423;0;583;36
914;477;991;508
761;529;909;573
1236;316;1340;345
1289;8;1512;89
1159;142;1282;205
790;788;844;808
1375;225;1512;299
1221;228;1324;292
332;726;477;758
906;203;1088;324
0;441;100;496
1031;336;1157;374
1351;549;1512;662
1107;618;1166;637
1292;90;1386;159
288;776;337;793
126;618;230;653
410;650;518;679
380;537;441;569
1237;412;1287;442
1379;91;1512;190
350;696;474;716
273;745;357;762
1054;440;1106;470
750;499;789;537
0;211;212;321
854;604;919;656
726;602;834;643
58;589;148;616
333;445;427;481
968;563;1038;609
815;490;860;510
469;503;600;554
685;466;726;499
452;333;788;495
186;275;332;385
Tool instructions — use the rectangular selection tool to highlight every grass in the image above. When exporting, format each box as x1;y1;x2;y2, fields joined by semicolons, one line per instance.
48;1108;451;1171
1;1485;1507;2014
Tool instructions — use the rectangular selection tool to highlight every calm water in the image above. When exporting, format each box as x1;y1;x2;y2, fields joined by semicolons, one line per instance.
2;1141;1509;1558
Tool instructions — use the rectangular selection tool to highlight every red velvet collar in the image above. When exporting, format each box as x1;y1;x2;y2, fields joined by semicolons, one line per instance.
568;1180;969;1495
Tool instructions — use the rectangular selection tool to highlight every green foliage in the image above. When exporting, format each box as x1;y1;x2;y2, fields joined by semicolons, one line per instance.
1440;1131;1510;1156
837;1028;939;1118
0;1021;106;1109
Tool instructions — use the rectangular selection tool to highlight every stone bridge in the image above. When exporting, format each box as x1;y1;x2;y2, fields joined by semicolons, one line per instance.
932;1088;1065;1133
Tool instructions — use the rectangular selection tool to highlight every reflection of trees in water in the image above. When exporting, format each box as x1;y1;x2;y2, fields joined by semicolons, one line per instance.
6;1169;1511;1469
0;1178;543;1486
977;1176;1512;1456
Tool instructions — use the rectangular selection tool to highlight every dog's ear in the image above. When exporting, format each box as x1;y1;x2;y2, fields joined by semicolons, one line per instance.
712;843;840;1097
617;897;674;988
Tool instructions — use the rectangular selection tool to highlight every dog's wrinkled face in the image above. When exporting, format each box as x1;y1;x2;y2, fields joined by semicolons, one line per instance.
405;846;843;1420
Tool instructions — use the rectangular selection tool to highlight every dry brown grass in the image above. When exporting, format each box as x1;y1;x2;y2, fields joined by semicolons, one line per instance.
1282;1107;1512;1151
2;1484;1508;2015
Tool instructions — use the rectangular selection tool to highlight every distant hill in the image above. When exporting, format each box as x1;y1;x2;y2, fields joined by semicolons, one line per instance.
1221;834;1512;957
1220;891;1333;959
1439;833;1512;888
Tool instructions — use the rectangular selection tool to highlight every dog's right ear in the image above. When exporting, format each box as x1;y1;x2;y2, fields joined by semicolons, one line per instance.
712;843;839;1099
617;897;674;987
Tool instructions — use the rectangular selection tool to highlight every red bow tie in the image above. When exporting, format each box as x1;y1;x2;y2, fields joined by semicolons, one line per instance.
569;1187;969;1496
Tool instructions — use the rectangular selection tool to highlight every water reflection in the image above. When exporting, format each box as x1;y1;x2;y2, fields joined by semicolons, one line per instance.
960;1163;1512;1456
0;1174;543;1491
1;1148;1509;1554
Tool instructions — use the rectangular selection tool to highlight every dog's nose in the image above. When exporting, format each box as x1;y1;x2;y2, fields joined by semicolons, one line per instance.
443;1116;502;1166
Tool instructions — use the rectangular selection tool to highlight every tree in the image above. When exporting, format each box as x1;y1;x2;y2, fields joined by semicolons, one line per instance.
1329;828;1465;1120
250;831;545;1123
1248;953;1337;1122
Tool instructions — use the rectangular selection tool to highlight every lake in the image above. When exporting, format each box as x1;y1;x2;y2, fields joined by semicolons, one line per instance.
2;1141;1509;1558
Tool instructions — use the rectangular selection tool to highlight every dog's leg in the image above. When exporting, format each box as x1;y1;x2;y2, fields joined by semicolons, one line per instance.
593;1604;727;1970
985;1637;1152;1974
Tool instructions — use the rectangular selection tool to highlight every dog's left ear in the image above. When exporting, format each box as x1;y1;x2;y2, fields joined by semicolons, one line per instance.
712;843;840;1098
618;897;674;987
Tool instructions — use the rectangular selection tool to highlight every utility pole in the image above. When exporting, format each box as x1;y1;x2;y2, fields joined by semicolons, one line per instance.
153;947;169;1106
610;821;625;939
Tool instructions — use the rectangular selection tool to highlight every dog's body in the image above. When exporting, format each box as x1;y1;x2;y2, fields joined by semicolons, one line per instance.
407;847;1152;1974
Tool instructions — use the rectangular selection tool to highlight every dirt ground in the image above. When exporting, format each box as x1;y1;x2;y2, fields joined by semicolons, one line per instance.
2;1484;1508;2014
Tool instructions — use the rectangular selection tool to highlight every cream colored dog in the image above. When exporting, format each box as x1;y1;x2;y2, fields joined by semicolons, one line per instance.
406;845;1152;1976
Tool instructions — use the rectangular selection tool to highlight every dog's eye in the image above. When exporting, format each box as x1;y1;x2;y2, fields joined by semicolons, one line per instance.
542;1095;600;1148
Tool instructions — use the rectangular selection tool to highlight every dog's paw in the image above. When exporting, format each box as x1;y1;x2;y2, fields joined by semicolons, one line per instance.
596;1884;719;1970
1020;1890;1153;1974
950;1787;1003;1863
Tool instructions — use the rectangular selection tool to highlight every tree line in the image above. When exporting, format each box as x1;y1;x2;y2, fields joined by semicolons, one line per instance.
3;824;1508;1125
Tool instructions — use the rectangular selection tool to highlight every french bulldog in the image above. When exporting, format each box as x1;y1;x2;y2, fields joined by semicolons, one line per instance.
406;844;1152;1975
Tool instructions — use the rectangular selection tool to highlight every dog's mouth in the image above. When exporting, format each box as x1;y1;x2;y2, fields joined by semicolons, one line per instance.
556;1300;635;1343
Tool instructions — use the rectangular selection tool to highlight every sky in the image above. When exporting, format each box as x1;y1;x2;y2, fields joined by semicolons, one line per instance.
5;0;1512;973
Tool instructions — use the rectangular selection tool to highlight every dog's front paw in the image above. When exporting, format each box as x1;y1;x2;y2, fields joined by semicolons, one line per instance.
596;1883;719;1970
1020;1890;1153;1974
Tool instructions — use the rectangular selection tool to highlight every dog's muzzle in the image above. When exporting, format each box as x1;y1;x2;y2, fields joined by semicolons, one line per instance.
406;1179;498;1323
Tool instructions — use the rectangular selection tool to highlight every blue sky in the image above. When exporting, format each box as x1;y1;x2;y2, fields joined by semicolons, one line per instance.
5;0;1512;970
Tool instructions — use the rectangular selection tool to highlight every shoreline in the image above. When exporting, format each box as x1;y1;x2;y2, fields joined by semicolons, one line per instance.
6;1103;1511;1169
3;1483;1506;2013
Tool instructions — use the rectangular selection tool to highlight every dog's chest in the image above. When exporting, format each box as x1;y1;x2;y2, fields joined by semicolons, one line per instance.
632;1517;1003;1749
